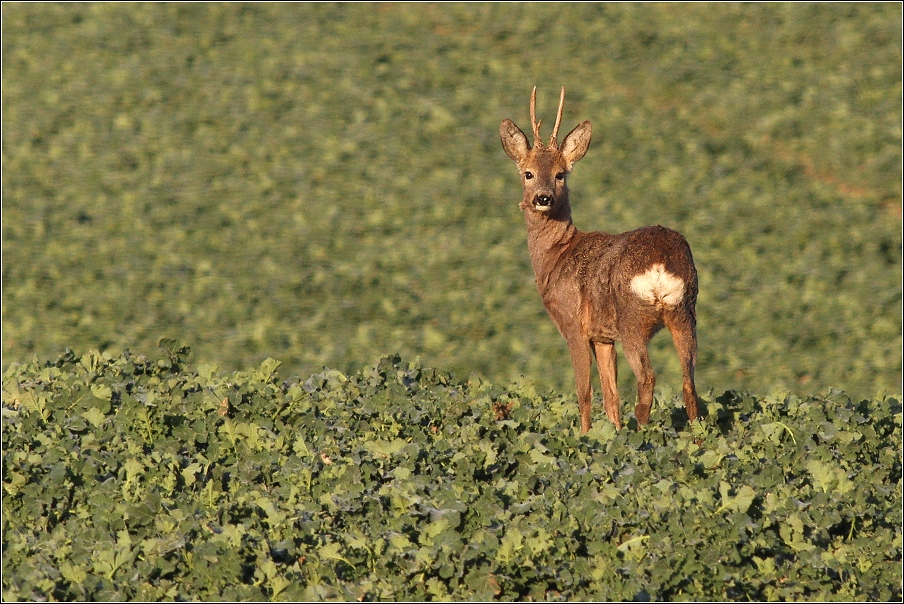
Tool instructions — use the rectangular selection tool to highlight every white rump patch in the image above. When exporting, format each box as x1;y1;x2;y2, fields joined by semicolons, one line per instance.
630;263;685;307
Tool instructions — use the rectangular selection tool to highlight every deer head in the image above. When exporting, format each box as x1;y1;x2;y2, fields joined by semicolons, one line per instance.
499;87;592;215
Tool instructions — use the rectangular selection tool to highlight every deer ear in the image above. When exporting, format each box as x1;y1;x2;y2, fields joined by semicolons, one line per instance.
500;119;530;163
561;121;591;169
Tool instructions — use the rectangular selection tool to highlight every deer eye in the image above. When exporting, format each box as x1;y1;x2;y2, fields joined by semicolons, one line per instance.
524;171;534;180
555;172;565;180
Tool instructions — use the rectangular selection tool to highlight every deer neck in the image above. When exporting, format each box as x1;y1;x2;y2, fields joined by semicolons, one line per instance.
522;199;579;289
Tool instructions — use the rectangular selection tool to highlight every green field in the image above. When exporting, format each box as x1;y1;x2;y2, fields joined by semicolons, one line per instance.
3;349;901;600
2;4;902;600
3;3;901;399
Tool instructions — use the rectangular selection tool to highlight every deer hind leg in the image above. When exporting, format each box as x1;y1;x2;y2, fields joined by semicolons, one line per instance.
665;310;700;423
621;332;656;426
566;338;594;433
592;341;621;430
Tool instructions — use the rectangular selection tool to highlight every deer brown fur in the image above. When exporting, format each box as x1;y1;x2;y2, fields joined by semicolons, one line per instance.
500;87;700;432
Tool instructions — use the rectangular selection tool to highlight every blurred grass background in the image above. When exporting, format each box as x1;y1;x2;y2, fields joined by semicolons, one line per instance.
2;3;901;399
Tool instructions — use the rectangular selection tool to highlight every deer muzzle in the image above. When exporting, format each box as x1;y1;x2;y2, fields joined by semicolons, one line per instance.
533;194;554;211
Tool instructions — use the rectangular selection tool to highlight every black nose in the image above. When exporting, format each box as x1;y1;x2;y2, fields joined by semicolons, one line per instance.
536;195;553;207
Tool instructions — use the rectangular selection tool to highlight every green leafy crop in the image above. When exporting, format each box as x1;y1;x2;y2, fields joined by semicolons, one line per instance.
3;348;901;600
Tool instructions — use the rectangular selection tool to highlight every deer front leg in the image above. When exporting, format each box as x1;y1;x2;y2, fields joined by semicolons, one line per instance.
592;341;621;430
566;337;594;433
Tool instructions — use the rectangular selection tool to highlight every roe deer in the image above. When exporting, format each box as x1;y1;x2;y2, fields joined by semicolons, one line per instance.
500;87;700;432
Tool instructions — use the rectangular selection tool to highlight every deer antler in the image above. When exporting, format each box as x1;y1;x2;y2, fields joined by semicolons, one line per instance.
529;87;567;148
529;86;542;147
549;87;565;147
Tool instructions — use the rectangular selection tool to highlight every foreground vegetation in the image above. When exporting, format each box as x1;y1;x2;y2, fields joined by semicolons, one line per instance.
3;347;901;601
2;3;901;400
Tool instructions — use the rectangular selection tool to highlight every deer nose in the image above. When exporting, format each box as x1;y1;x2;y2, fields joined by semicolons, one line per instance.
535;195;553;207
